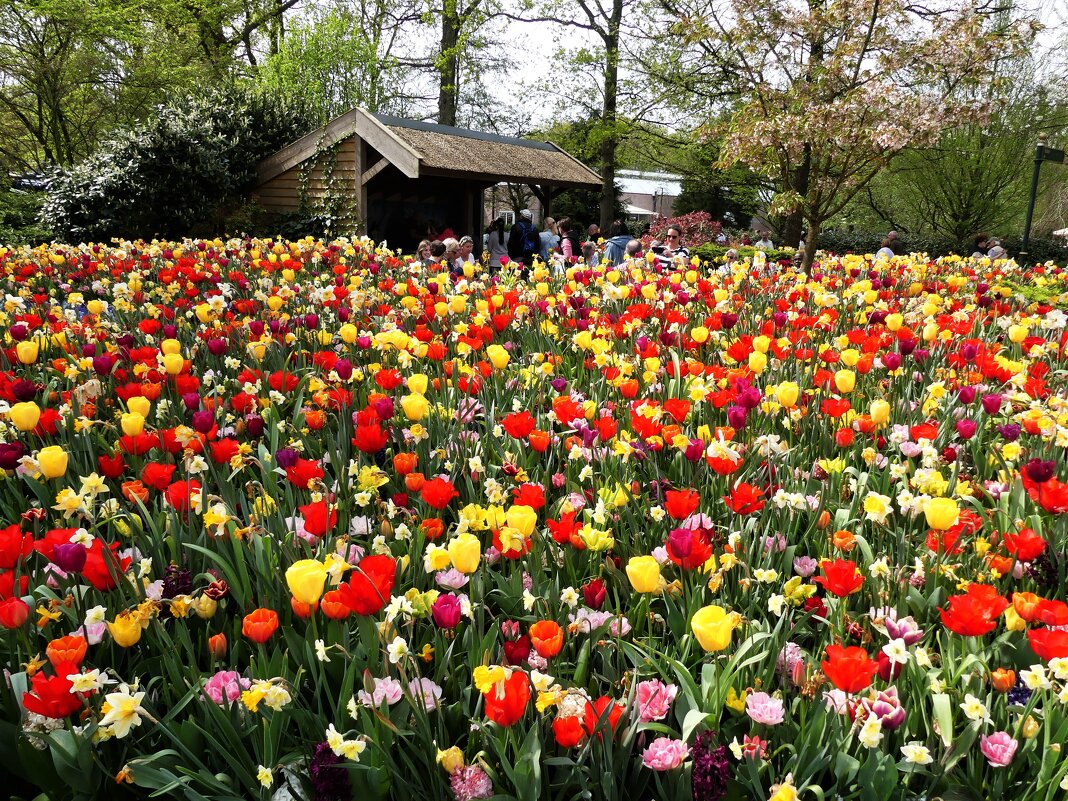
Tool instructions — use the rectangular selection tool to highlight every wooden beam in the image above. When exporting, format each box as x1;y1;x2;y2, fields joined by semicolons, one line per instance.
257;109;364;184
257;107;423;185
361;158;390;185
352;108;421;179
354;136;366;236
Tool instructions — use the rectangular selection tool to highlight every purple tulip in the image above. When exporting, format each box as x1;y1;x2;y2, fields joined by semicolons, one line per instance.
248;321;265;337
274;448;299;469
9;324;27;341
371;396;394;420
245;414;264;437
163;325;177;339
1024;459;1056;483
0;442;26;470
52;542;87;573
207;338;227;356
334;359;353;380
997;423;1021;441
12;380;38;402
726;405;748;429
981;394;1003;414
191;410;214;434
884;615;924;646
431;593;463;629
957;386;976;403
955;419;977;439
882;352;901;370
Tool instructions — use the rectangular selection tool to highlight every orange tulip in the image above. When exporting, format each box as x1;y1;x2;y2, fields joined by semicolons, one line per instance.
320;589;351;620
529;620;564;658
991;668;1016;693
208;632;228;660
241;608;279;643
405;472;426;493
46;634;87;668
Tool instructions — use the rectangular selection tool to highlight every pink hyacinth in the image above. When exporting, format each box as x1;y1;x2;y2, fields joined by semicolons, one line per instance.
450;765;493;801
636;679;678;722
641;737;690;770
202;670;250;704
980;731;1018;767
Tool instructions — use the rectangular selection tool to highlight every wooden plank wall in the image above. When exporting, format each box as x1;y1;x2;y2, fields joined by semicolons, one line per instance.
253;137;358;218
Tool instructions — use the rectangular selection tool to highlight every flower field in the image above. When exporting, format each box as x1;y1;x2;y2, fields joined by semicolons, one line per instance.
1;239;1068;801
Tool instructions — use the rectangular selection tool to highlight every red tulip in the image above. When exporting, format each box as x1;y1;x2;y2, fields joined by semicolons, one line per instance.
1028;628;1068;662
0;597;30;628
338;555;396;616
940;584;1009;636
821;645;878;693
22;663;84;718
664;489;700;520
814;558;864;597
483;670;529;727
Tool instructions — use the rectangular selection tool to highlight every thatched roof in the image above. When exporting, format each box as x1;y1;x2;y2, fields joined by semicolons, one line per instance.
257;108;601;189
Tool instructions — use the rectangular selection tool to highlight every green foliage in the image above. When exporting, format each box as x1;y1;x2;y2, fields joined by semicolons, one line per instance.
815;229;1068;264
674;140;762;228
691;243;795;263
40;89;311;242
253;1;420;127
0;182;51;245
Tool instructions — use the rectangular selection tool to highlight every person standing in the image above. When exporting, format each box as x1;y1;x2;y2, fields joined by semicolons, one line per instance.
603;220;632;265
539;217;559;261
508;209;540;266
754;233;774;250
651;226;689;270
557;218;582;263
587;223;601;242
488;218;509;272
887;230;903;255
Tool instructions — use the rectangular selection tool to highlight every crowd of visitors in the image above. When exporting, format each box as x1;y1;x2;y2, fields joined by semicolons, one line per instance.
414;213;1014;278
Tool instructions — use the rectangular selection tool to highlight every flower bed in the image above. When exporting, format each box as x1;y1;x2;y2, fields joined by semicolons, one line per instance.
1;240;1067;801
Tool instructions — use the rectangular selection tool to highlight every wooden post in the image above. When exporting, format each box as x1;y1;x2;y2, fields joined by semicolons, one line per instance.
353;135;366;236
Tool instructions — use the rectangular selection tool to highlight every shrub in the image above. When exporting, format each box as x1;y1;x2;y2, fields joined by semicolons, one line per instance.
40;89;310;242
0;181;52;245
816;228;1068;265
649;211;721;246
691;243;796;264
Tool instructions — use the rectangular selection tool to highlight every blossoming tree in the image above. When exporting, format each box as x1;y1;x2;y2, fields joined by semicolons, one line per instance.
657;0;1037;265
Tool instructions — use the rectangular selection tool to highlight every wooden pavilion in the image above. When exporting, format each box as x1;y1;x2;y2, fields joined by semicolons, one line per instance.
253;108;602;248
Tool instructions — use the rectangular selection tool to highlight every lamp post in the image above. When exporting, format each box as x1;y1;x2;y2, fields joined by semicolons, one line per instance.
1022;133;1066;258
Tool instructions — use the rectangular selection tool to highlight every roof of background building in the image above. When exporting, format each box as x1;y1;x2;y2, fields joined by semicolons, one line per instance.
257;109;602;189
616;169;683;197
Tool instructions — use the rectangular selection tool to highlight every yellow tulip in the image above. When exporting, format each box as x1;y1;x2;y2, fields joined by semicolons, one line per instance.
448;533;481;574
690;326;709;344
406;374;429;395
833;369;856;394
884;313;903;331
752;335;771;353
505;505;537;537
626;555;661;593
339;324;358;344
162;352;185;376
37;446;68;479
436;746;465;774
923;497;959;531
121;412;145;437
285;559;328;605
107;611;143;647
16;340;39;364
748;351;767;373
267;296;283;312
9;401;41;432
161;338;182;355
775;382;799;408
691;604;736;652
400;393;428;421
870;399;890;425
486;344;510;370
127;397;151;418
1008;325;1027;344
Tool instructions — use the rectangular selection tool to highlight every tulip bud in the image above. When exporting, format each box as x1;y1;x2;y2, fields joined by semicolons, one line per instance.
208;632;228;660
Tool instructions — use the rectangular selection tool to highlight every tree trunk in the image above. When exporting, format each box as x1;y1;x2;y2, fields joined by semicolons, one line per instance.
801;220;820;271
783;142;812;250
598;0;622;231
437;0;460;126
